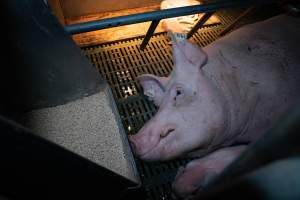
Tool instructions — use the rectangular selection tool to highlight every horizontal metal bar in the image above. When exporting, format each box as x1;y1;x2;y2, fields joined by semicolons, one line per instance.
187;11;215;39
65;0;275;35
140;20;160;50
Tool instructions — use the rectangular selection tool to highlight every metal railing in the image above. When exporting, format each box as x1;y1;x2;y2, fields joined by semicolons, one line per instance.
64;0;275;50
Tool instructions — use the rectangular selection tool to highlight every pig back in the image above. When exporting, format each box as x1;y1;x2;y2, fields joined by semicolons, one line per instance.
201;14;300;144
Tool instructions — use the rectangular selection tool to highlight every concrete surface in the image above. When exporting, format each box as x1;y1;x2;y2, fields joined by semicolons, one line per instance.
59;0;162;18
23;89;138;183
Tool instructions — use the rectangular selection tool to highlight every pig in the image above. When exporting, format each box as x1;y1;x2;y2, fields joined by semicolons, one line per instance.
172;145;247;197
129;14;300;198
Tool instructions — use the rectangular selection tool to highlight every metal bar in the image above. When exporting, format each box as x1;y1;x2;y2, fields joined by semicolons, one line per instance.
187;12;215;39
219;6;255;36
65;0;275;35
140;20;160;51
207;102;300;190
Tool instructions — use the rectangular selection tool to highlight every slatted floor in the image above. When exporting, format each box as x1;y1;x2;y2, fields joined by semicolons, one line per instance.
82;10;241;200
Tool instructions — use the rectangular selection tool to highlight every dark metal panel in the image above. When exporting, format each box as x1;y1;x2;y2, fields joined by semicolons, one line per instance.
0;115;142;200
0;0;104;117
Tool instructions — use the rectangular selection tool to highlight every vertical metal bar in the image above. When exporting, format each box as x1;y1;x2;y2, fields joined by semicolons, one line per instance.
140;20;160;51
219;6;255;36
187;12;215;39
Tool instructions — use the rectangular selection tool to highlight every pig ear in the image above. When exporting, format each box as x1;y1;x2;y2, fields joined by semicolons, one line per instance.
172;41;208;69
137;74;168;106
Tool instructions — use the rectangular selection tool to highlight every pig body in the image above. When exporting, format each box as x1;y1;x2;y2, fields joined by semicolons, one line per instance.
200;15;300;147
172;145;247;198
130;15;300;197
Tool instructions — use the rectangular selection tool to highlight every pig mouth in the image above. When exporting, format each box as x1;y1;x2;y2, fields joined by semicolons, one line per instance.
138;128;176;159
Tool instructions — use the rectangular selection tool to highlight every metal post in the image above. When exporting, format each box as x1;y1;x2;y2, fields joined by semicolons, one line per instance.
140;20;160;51
187;12;215;39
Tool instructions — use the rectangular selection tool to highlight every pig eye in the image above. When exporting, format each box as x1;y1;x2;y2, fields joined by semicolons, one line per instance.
171;85;185;106
173;87;184;103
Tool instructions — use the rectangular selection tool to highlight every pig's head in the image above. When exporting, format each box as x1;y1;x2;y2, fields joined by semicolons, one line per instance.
129;40;227;161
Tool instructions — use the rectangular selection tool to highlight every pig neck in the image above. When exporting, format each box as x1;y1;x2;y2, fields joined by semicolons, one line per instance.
201;59;259;146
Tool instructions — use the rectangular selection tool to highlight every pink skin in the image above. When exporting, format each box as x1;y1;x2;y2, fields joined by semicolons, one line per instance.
129;14;300;197
137;74;170;107
172;145;247;199
129;41;228;161
130;15;300;162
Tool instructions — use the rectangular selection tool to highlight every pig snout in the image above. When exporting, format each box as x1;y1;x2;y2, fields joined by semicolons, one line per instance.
129;121;177;161
129;122;156;157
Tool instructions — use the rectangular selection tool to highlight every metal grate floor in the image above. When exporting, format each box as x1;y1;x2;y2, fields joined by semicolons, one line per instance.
82;10;241;200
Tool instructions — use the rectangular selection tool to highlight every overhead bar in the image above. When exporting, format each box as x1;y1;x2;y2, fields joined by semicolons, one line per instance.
65;0;274;35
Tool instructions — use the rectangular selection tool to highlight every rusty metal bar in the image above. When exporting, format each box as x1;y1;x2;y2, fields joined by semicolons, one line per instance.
187;11;215;39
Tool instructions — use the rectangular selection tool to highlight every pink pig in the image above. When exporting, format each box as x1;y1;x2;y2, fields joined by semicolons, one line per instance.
129;14;300;198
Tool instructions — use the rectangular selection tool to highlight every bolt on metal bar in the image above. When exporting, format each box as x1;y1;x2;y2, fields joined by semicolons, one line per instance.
187;11;215;39
64;0;274;35
140;20;160;50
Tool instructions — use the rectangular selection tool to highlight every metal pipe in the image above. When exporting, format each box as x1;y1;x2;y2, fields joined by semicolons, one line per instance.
219;6;255;36
140;20;160;50
65;0;275;35
187;12;215;39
